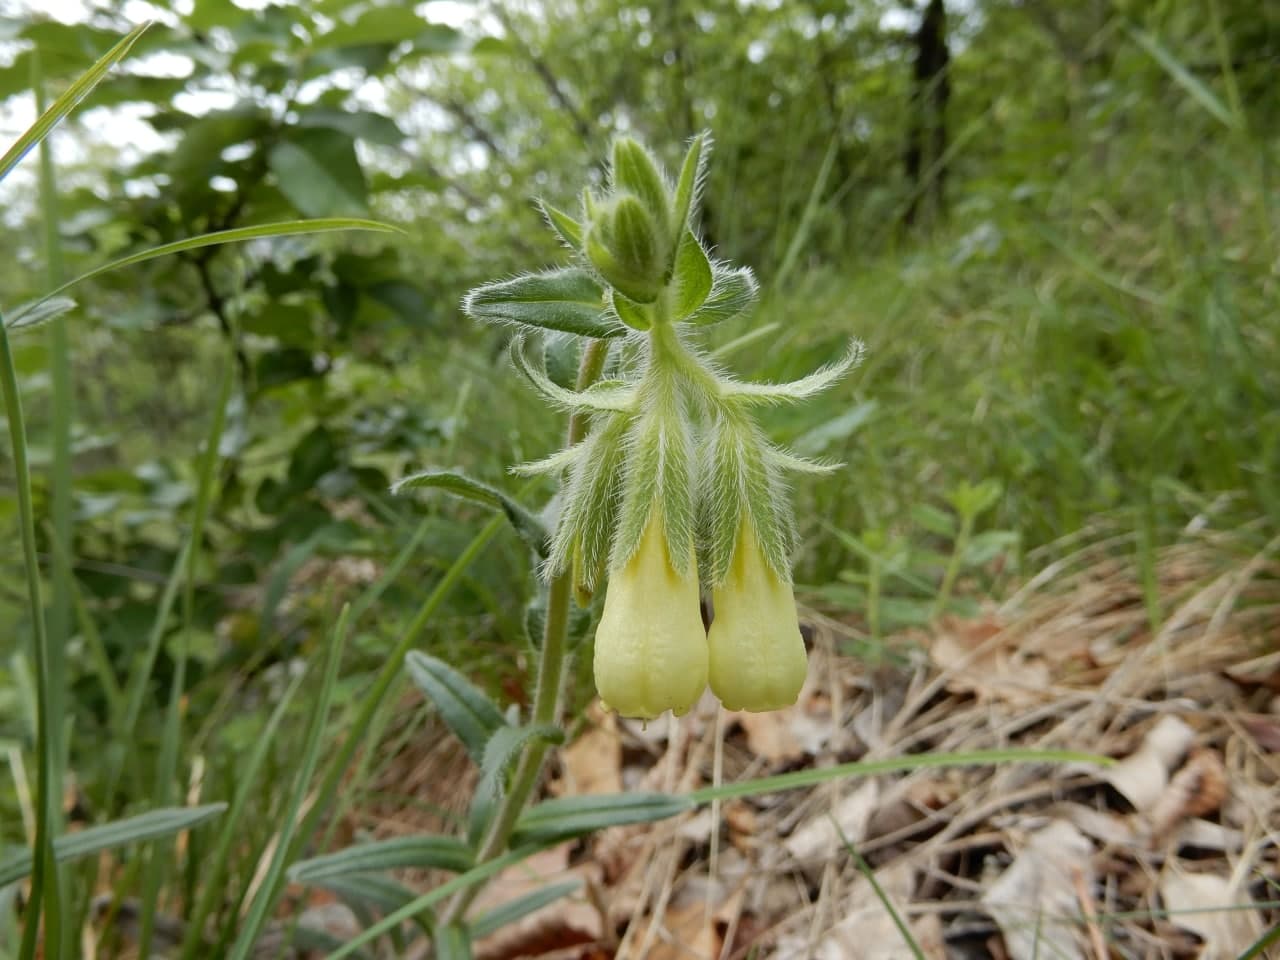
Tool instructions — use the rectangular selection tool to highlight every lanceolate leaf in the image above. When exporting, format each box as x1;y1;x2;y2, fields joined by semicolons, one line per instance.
4;296;76;332
391;468;549;557
288;835;475;884
720;339;865;405
537;199;584;252
0;21;150;185
686;265;759;326
0;803;227;887
512;792;693;845
671;131;708;239
480;724;565;791
404;651;507;767
470;880;582;939
509;336;637;413
463;268;621;338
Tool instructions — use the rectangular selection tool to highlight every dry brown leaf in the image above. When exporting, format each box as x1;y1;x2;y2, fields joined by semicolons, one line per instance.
1050;801;1136;847
1148;747;1229;839
980;820;1094;960
1103;714;1195;812
732;709;803;764
552;703;622;797
1241;713;1280;753
930;617;1052;707
775;859;924;960
1159;865;1264;959
783;779;880;863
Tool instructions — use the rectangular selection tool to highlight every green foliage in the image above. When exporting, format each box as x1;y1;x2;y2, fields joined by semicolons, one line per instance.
0;0;1274;954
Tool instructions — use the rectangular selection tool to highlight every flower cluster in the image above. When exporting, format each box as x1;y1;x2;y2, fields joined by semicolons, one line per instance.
465;135;861;719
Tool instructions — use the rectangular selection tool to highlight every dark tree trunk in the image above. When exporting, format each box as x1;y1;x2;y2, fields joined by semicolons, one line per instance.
904;0;951;228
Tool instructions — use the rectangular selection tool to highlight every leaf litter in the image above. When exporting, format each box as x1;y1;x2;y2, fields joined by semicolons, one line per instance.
320;521;1278;958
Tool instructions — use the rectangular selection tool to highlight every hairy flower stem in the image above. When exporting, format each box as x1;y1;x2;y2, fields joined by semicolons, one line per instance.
438;338;609;930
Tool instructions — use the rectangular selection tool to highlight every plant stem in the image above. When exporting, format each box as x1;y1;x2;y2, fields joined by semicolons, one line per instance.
439;337;609;928
1;318;62;960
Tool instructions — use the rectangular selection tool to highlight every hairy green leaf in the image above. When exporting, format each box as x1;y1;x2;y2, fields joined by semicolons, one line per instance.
404;651;507;767
512;793;693;845
686;266;759;326
391;468;549;557
464;268;620;338
0;804;226;887
672;231;712;319
288;835;475;884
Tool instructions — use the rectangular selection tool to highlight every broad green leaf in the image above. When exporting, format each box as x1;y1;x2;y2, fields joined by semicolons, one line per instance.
390;469;548;557
463;268;621;339
469;880;582;938
296;108;406;146
672;231;712;319
0;803;226;887
911;504;957;538
404;651;507;767
685;266;758;326
0;21;149;184
4;296;76;332
270;128;368;217
512;792;693;845
537;199;584;252
288;835;475;884
609;289;651;331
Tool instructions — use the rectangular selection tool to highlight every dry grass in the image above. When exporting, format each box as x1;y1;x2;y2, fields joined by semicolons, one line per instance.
360;520;1279;959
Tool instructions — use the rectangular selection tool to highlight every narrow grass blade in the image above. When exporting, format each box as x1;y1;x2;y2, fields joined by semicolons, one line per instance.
227;606;350;960
689;749;1109;804
138;349;234;958
0;314;62;960
0;804;227;887
469;880;581;939
834;819;925;960
0;22;150;184
320;844;546;960
178;670;307;960
1129;27;1240;131
35;219;401;311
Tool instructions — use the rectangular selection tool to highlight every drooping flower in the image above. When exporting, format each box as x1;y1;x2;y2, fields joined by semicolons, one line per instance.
707;523;808;712
593;513;708;719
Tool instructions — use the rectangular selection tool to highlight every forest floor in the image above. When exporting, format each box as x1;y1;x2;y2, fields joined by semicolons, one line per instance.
344;520;1280;960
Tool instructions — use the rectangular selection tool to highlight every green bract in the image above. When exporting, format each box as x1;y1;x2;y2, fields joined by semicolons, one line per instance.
462;133;864;717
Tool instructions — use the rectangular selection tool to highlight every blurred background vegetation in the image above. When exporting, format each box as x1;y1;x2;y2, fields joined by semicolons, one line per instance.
0;0;1276;947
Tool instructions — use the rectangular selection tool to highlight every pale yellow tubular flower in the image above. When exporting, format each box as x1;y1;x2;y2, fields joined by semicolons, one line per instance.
708;523;808;712
593;514;708;719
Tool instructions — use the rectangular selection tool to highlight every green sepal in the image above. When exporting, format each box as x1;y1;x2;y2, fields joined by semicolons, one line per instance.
672;230;713;319
671;132;708;240
537;198;584;252
609;289;652;331
611;137;672;242
462;267;622;339
403;651;507;767
547;412;630;583
612;408;695;576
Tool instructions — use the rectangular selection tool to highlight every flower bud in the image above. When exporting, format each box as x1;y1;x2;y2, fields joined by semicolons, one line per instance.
593;514;708;719
586;195;667;304
708;525;808;712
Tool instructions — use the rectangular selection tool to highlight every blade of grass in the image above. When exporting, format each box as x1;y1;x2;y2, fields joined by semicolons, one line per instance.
178;669;307;960
0;313;62;960
227;605;350;960
832;818;926;960
0;22;150;184
1129;26;1240;131
689;749;1109;804
30;219;402;314
138;350;234;959
295;510;509;862
34;60;73;952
